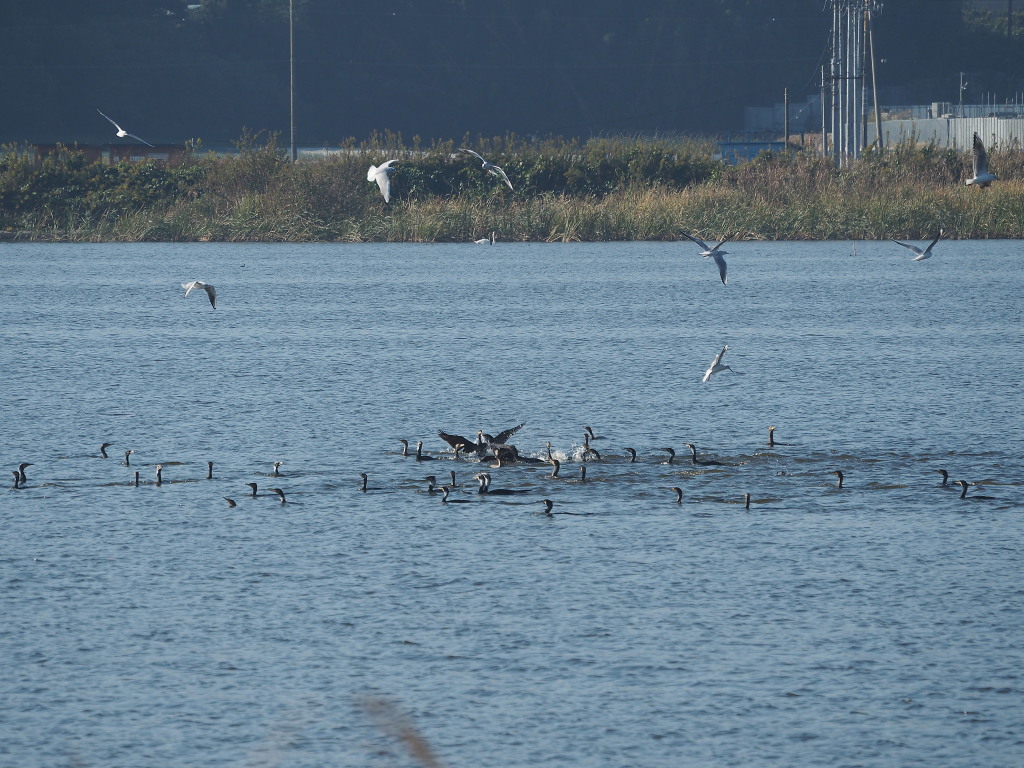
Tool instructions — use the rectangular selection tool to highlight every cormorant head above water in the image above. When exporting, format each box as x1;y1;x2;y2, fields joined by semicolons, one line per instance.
684;443;722;466
441;485;473;503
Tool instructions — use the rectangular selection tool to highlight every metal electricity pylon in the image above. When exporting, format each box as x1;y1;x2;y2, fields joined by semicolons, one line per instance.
825;0;883;165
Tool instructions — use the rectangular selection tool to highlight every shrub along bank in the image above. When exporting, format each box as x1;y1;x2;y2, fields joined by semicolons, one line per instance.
1;133;1021;242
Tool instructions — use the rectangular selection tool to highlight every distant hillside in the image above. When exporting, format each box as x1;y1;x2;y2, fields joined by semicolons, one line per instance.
1;0;1020;146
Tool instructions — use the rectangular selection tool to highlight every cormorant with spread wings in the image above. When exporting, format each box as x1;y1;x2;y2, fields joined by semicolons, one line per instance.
437;422;525;458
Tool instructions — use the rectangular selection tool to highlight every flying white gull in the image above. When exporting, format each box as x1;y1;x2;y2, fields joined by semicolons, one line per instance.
96;109;154;147
456;148;514;191
966;132;997;188
367;160;398;203
681;231;730;284
892;231;942;261
702;344;734;383
181;280;216;309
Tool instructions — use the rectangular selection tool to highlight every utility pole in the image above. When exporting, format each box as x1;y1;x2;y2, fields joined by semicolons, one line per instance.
289;0;297;162
784;87;790;153
867;0;883;151
820;66;827;157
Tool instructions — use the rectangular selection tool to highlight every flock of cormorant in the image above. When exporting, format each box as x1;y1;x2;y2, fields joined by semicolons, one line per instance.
9;131;1005;510
6;419;1001;512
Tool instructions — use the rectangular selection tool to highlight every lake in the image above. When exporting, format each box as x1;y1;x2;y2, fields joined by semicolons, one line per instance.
1;240;1022;768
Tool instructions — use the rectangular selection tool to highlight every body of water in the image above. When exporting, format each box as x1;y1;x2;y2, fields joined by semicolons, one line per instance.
2;240;1022;768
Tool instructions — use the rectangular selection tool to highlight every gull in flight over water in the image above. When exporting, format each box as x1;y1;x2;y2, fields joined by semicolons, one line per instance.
182;280;216;309
367;160;398;203
966;132;997;188
702;344;734;383
456;148;514;191
681;232;730;284
892;231;942;261
96;109;154;147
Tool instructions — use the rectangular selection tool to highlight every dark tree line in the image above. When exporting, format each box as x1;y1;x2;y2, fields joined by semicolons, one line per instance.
1;0;1019;147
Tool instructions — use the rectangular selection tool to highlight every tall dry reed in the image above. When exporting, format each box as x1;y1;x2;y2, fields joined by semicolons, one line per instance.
3;135;1022;241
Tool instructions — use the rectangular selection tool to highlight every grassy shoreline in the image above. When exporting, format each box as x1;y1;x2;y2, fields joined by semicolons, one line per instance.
3;135;1022;242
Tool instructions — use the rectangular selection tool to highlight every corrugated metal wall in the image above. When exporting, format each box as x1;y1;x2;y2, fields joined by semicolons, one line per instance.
869;118;1024;150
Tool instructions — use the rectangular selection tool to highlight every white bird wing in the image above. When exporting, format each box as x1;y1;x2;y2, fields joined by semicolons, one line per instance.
375;172;391;203
973;133;988;176
703;345;728;382
126;133;155;148
708;233;732;254
891;239;925;257
917;232;942;260
712;252;728;284
368;160;398;202
680;231;711;252
182;280;216;308
96;109;122;132
489;164;514;191
457;148;485;162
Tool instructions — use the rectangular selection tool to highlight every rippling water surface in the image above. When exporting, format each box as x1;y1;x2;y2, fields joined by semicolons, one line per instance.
2;240;1023;768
